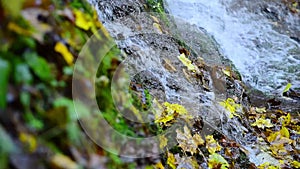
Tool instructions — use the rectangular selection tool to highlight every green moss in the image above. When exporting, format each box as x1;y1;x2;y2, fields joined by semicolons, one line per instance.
144;89;152;109
146;0;170;26
146;0;165;13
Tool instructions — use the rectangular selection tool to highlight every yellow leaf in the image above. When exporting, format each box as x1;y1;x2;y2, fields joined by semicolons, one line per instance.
251;118;274;129
219;98;241;118
167;152;176;169
292;2;298;8
267;132;279;143
153;23;163;34
255;107;267;113
291;161;300;168
178;53;196;72
230;111;241;119
8;22;32;35
267;127;292;145
155;114;175;125
280;113;291;126
159;135;168;149
206;135;222;154
176;125;204;155
55;42;74;65
74;9;93;31
222;69;231;77
258;162;280;169
283;83;292;93
270;143;288;156
73;9;101;39
154;102;192;126
51;154;78;169
175;155;199;169
19;132;37;152
164;102;188;115
150;15;160;23
193;133;205;147
279;160;285;165
154;162;164;169
208;153;229;169
279;127;290;138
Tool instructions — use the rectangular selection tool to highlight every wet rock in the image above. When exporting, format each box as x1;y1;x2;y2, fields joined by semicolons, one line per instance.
283;89;300;100
96;0;143;22
169;20;225;67
132;70;163;90
247;88;300;113
90;0;262;138
166;77;180;91
290;36;300;43
131;70;166;102
230;0;300;44
262;5;281;21
86;0;300;167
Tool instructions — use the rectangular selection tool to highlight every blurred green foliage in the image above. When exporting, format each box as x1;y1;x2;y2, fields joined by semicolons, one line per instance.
146;0;164;13
0;59;10;108
0;0;101;168
0;0;161;168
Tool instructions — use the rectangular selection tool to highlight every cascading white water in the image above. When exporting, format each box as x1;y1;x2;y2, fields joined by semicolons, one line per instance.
86;0;299;165
165;0;300;94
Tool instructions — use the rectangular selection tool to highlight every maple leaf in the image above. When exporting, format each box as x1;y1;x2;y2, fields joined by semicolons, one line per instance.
175;154;199;169
291;161;300;168
208;153;229;169
73;9;101;38
176;125;204;155
219;98;241;118
251;117;274;129
167;152;176;169
178;53;196;72
267;127;292;144
266;126;293;157
164;102;188;115
154;102;192;126
155;114;175;125
270;143;288;156
206;135;222;154
279;113;291;126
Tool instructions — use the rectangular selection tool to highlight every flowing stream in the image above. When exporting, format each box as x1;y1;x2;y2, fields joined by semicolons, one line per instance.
165;0;300;94
86;0;300;165
164;0;300;165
